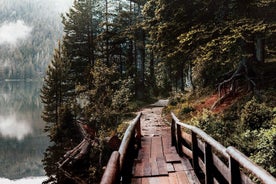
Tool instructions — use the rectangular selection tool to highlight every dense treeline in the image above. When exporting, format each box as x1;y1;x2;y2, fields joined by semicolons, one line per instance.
41;0;276;183
0;0;72;80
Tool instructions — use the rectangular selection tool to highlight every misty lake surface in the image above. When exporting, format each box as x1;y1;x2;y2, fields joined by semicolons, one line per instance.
0;81;48;180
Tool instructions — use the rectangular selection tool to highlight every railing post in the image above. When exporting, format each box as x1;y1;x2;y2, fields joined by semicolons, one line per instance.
171;118;176;147
229;156;241;184
192;131;200;176
136;116;142;149
176;124;183;156
205;143;213;184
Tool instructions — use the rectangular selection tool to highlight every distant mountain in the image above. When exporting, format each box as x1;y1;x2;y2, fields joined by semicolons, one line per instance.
0;0;73;80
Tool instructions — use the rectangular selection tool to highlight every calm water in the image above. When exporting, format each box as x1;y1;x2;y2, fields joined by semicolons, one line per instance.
0;81;48;180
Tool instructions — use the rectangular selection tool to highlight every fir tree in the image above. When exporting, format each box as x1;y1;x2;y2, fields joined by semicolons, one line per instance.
62;0;95;86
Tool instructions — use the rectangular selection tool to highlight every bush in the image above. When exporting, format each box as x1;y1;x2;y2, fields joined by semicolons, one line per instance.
180;106;195;115
240;97;272;130
169;92;186;106
112;77;135;111
250;126;276;177
191;109;237;147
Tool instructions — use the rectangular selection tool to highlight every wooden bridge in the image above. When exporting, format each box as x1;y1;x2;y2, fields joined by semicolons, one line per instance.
100;107;276;184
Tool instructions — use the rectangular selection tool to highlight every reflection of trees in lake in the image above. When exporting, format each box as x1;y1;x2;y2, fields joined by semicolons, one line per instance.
0;81;49;179
0;81;44;131
0;81;42;113
0;135;48;179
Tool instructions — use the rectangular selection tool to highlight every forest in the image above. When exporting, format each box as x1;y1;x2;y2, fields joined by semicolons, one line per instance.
0;0;72;80
40;0;276;183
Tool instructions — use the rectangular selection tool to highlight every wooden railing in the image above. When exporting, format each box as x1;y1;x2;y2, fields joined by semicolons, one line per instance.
100;112;142;184
171;112;276;184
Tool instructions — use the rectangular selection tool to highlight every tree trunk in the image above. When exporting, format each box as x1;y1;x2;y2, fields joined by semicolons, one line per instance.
255;35;265;63
135;3;145;99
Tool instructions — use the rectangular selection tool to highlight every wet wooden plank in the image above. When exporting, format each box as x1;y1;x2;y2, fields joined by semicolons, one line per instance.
181;157;201;184
169;173;179;184
162;134;172;154
173;162;185;172
167;163;175;173
132;178;142;184
150;157;159;176
157;176;170;184
141;177;150;184
176;171;189;184
157;157;168;176
144;177;170;184
138;137;151;160
133;159;144;177
151;136;163;158
165;153;181;163
143;158;152;177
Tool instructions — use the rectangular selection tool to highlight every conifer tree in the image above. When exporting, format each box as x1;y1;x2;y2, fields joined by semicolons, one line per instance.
41;42;77;183
62;0;95;86
41;42;70;134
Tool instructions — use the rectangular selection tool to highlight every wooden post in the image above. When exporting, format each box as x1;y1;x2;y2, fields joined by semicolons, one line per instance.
136;117;142;148
177;124;183;156
171;118;176;146
205;143;213;184
229;156;241;184
192;131;200;176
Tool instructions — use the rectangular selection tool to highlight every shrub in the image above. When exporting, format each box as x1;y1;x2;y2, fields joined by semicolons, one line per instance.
250;126;276;177
168;92;186;106
191;109;237;147
240;97;272;130
180;106;195;115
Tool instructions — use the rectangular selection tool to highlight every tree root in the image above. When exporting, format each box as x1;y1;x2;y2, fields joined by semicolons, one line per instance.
213;60;256;109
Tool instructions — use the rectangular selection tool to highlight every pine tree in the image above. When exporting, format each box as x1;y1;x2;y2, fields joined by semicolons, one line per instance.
41;42;71;134
62;0;95;86
41;42;77;184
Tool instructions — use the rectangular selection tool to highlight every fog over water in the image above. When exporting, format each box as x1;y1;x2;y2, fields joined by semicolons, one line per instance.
0;115;33;140
0;0;74;182
0;20;32;45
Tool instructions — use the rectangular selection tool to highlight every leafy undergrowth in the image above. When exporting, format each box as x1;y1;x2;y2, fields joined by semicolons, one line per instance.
164;88;276;177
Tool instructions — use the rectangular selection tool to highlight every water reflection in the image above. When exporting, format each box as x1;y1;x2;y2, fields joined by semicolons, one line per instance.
0;81;48;179
0;115;32;140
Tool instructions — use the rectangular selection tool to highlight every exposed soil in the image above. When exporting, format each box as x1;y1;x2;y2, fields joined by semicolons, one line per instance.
194;91;244;114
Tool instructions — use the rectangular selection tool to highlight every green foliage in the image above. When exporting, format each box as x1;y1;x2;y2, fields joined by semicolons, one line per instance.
187;93;276;177
41;42;71;134
251;126;276;176
180;106;195;115
241;97;272;130
39;0;276;182
190;109;236;145
168;92;186;106
83;61;120;130
112;77;135;111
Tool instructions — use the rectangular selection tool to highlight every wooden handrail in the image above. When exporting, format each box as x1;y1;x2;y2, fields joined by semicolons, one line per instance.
227;146;276;184
171;112;276;184
171;112;228;157
118;112;142;170
100;151;120;184
100;112;142;184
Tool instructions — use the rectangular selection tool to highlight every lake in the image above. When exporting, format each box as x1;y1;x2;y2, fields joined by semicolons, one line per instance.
0;81;48;181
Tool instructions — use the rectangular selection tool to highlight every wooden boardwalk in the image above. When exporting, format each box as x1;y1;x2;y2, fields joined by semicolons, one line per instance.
131;108;200;184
